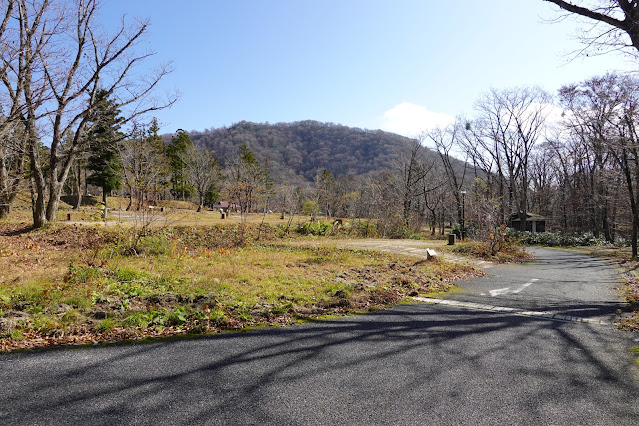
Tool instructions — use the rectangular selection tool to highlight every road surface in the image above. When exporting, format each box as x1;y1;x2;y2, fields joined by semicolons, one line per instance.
0;247;638;425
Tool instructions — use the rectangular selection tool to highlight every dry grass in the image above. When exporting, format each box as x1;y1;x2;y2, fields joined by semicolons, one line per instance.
451;240;533;263
0;222;480;351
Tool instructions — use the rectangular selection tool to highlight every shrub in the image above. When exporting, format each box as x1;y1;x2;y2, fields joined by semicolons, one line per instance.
452;240;531;262
168;306;188;326
172;224;281;249
349;221;377;238
136;233;172;255
506;229;609;246
64;264;103;285
94;318;116;334
295;221;332;236
208;307;228;326
121;311;150;328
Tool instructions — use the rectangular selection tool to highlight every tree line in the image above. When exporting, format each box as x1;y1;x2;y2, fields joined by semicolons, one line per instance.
4;0;639;258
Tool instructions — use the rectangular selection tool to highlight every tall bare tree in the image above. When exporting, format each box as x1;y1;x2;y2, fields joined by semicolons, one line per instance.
2;0;177;227
225;144;271;218
180;143;222;212
0;1;29;219
607;75;639;256
119;121;169;211
469;87;552;229
557;74;621;239
427;125;468;228
0;124;27;219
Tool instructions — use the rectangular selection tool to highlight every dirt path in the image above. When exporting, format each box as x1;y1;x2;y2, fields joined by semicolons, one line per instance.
287;238;495;269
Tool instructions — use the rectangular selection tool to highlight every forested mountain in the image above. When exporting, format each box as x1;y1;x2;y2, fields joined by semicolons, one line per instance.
164;121;447;184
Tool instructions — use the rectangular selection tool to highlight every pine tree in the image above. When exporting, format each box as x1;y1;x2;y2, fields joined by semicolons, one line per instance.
86;90;124;204
166;129;194;201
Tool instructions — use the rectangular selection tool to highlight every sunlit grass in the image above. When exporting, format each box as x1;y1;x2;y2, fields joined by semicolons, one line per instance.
0;222;480;351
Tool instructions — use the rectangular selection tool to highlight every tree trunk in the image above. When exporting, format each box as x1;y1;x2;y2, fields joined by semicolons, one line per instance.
518;210;527;232
0;204;10;220
45;183;62;223
32;191;47;228
74;164;82;210
633;212;638;259
633;157;639;258
197;193;204;212
30;146;48;229
45;177;65;223
619;148;638;258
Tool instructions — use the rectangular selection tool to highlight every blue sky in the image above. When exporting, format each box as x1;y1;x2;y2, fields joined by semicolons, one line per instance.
99;0;636;137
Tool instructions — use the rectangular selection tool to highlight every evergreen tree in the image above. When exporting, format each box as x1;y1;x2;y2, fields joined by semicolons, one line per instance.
146;118;169;203
166;129;194;200
86;90;124;204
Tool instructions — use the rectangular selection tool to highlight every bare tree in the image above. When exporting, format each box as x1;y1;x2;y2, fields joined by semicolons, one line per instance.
606;75;639;256
377;138;439;236
544;1;639;57
427;125;468;228
225;144;270;219
420;166;447;235
0;1;30;219
119;122;169;211
469;87;552;230
314;169;334;219
0;124;27;219
180;143;222;212
2;0;177;227
557;74;621;239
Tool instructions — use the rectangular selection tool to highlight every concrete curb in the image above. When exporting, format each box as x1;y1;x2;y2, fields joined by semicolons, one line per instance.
413;296;612;326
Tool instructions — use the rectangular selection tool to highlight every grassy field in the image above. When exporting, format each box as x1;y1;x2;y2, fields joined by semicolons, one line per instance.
0;209;479;352
3;200;637;352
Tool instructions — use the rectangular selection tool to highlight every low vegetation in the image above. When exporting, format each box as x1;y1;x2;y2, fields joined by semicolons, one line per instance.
451;241;533;263
0;222;479;351
506;230;615;247
451;227;533;262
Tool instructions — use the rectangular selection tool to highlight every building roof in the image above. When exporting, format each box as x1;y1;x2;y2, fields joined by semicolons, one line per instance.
509;212;548;222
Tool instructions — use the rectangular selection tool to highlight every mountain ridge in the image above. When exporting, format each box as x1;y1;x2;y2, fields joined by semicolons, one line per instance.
163;120;447;185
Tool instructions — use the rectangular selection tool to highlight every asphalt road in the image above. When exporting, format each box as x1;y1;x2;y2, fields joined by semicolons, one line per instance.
442;247;627;323
1;248;638;425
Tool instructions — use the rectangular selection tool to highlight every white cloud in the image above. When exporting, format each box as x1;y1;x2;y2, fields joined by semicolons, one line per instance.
380;102;455;138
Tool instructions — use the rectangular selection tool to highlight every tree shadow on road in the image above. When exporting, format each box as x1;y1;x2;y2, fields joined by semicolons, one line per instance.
3;303;638;425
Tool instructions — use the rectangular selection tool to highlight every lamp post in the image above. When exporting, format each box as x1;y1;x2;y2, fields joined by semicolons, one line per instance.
460;190;466;240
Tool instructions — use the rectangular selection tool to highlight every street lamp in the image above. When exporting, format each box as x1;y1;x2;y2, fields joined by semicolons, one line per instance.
460;190;466;240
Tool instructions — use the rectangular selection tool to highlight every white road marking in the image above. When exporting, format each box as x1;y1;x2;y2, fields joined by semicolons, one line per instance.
413;296;611;326
490;279;539;296
513;278;539;293
489;287;511;297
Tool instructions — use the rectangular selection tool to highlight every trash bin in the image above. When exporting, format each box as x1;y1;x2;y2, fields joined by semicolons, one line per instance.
448;233;456;245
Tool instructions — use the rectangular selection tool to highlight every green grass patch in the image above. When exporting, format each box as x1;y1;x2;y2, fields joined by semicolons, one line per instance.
0;224;482;351
631;346;639;366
